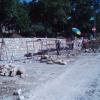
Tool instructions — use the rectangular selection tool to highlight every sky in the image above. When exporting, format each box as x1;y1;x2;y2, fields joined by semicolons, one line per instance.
21;0;32;2
26;0;32;2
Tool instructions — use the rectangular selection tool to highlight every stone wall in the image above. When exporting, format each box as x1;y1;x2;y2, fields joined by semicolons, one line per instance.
0;38;67;61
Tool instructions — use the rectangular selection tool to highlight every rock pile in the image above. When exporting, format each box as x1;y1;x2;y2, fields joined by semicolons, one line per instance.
0;64;26;78
39;55;68;65
13;89;25;100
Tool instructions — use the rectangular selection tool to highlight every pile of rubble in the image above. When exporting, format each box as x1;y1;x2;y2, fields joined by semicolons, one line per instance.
39;55;72;65
0;64;26;78
13;89;25;100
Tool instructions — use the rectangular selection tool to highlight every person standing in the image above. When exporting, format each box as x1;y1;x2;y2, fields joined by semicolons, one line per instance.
55;39;61;56
92;26;96;40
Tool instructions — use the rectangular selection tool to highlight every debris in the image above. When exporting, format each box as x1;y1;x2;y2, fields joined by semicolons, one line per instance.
47;60;54;64
39;55;49;63
24;53;32;59
53;59;68;65
0;64;27;78
13;89;25;100
10;66;26;78
17;95;24;100
17;89;22;95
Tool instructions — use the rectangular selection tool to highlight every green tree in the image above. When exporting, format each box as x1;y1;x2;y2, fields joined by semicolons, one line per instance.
0;0;31;37
43;0;71;21
15;2;31;33
42;0;71;37
0;0;18;24
71;0;95;38
96;13;100;33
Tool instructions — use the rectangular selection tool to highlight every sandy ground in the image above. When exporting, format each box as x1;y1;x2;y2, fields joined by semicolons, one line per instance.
0;56;73;100
0;52;100;100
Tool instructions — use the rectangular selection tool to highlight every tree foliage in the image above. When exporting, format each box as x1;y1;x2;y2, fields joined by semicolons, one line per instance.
0;0;31;36
0;0;99;37
70;0;96;38
15;2;31;32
